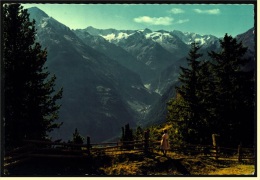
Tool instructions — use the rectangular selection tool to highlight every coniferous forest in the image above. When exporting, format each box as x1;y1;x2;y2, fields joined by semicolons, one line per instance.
2;3;256;176
167;39;255;147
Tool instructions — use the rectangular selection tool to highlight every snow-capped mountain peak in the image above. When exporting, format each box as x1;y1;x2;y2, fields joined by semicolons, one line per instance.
100;32;134;43
85;26;219;48
172;31;219;46
145;31;172;43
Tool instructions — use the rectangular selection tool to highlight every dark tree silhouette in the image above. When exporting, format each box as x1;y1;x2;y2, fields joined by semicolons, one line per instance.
168;42;205;144
3;4;63;149
208;34;255;146
167;35;255;146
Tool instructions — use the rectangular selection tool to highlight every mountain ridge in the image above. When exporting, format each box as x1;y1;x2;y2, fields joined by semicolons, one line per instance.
28;7;159;142
27;7;255;141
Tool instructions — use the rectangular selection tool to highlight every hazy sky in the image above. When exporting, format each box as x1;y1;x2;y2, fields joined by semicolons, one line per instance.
22;3;254;37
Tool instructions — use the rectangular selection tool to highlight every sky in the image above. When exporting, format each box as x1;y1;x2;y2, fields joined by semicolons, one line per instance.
22;3;255;38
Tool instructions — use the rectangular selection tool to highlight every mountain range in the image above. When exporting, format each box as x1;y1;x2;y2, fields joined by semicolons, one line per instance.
27;7;255;142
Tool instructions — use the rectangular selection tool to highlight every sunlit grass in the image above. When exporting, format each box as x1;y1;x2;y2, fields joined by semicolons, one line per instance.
99;148;255;175
208;164;255;175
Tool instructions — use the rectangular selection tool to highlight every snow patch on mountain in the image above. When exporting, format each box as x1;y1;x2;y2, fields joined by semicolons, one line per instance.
144;83;151;90
118;32;132;39
64;35;73;42
154;88;162;95
101;32;133;42
100;33;115;42
82;55;90;60
174;31;219;46
127;100;150;116
194;37;205;45
145;32;171;43
41;21;48;28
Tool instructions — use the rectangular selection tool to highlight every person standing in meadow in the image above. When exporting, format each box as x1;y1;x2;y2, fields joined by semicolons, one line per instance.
161;129;170;156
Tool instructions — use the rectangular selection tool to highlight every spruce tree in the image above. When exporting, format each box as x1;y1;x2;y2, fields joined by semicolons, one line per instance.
208;34;255;146
167;35;255;146
168;42;204;144
71;128;84;144
196;61;218;138
3;4;63;149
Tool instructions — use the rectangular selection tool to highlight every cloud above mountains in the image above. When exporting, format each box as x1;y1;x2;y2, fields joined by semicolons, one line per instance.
133;7;220;26
175;19;190;24
133;16;173;26
193;8;220;15
170;8;185;14
133;15;190;26
169;8;221;15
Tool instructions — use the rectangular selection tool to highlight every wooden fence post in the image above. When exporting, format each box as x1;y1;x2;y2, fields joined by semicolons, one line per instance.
238;144;242;162
212;134;219;160
87;136;91;155
144;130;150;154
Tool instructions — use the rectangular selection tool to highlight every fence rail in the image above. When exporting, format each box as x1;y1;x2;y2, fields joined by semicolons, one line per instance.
4;136;255;168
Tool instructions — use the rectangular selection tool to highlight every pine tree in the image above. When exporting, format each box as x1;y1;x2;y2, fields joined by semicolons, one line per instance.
3;4;63;149
208;34;255;146
167;35;255;146
168;42;204;143
71;128;85;144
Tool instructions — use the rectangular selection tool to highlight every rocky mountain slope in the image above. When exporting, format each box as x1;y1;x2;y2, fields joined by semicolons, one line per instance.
28;7;159;142
27;7;255;141
72;29;154;83
78;26;222;95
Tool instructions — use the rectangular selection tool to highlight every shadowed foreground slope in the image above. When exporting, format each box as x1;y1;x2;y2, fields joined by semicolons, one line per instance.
5;150;255;176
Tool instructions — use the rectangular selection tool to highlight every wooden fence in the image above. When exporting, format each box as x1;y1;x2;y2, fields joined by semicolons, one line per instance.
4;134;255;168
169;143;255;162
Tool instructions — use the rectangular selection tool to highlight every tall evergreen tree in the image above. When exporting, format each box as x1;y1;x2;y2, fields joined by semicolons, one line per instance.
168;42;204;144
196;61;218;136
208;34;255;146
3;4;63;149
167;35;255;146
